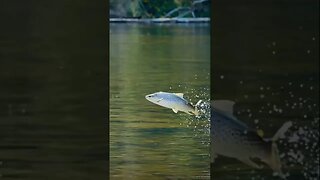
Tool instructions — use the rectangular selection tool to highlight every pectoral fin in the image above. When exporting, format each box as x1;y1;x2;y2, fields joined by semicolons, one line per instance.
239;158;262;169
172;108;178;113
186;111;193;115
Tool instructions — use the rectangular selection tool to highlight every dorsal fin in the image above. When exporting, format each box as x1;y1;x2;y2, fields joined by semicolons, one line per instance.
212;100;235;115
174;93;184;98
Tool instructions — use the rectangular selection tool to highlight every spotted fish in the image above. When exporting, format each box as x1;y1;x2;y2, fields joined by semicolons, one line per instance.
211;100;292;178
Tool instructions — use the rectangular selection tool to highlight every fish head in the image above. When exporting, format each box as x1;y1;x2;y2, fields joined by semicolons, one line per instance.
145;92;163;104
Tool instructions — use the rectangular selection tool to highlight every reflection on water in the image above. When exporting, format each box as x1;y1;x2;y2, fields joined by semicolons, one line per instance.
110;23;210;179
212;1;318;179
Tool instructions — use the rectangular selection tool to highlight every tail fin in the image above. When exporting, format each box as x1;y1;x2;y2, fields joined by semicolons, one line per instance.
268;121;292;179
272;121;293;141
193;100;203;116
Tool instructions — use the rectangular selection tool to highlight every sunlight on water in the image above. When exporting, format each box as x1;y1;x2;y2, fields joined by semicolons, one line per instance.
235;78;319;179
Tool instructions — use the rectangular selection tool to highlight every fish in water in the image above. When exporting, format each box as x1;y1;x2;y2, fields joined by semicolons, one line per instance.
145;91;202;115
211;100;292;178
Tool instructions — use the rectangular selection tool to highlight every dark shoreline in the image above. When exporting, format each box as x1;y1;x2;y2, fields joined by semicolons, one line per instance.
110;18;210;23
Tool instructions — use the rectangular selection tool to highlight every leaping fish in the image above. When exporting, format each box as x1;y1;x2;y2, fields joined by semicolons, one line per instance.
145;91;202;115
211;100;292;178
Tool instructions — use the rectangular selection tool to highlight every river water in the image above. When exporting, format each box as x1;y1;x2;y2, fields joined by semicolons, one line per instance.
110;23;211;179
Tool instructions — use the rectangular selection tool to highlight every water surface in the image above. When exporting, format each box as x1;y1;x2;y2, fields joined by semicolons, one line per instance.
110;23;210;179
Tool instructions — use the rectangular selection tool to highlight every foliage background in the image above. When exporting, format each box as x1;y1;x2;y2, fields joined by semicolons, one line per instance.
109;0;210;18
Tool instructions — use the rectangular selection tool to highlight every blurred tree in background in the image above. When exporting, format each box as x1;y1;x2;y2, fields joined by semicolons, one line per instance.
109;0;210;18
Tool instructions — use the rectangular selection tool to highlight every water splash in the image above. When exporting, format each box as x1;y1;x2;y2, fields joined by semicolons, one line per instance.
168;75;211;146
230;78;319;179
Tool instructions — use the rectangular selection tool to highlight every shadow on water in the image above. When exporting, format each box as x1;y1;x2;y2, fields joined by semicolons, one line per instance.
212;0;318;179
110;23;210;179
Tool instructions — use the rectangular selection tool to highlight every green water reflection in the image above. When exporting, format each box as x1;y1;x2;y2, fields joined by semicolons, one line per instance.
110;23;210;179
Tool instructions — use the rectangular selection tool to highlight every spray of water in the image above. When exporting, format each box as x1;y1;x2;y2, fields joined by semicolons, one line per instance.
168;74;211;146
219;75;319;179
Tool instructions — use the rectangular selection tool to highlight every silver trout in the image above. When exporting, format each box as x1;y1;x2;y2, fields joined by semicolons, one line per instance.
145;91;202;115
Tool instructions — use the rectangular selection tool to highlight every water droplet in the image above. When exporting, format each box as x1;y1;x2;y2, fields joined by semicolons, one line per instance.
220;75;224;79
273;105;278;111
